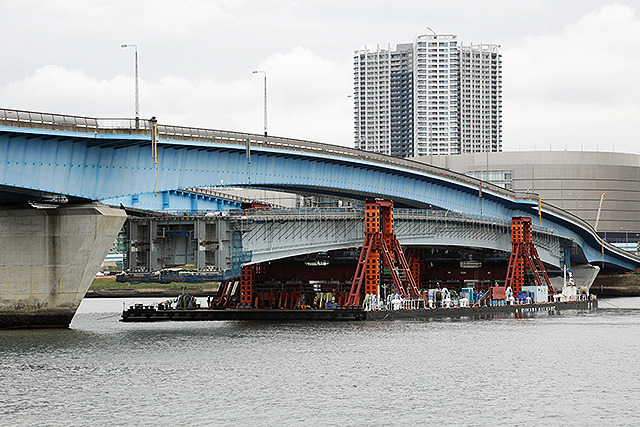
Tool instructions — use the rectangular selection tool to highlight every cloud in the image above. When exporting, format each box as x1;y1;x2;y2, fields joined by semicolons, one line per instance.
258;47;352;144
3;1;640;154
503;3;640;153
0;47;353;146
1;65;130;116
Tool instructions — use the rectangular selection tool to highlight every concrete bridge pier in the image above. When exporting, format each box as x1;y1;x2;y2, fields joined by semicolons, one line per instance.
0;204;126;328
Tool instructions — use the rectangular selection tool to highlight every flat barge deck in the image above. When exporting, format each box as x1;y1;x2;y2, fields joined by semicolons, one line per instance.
121;299;597;322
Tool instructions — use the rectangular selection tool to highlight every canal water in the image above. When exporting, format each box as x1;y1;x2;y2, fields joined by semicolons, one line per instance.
2;297;640;426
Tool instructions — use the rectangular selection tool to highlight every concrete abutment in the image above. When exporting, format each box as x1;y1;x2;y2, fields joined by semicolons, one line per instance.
0;204;126;328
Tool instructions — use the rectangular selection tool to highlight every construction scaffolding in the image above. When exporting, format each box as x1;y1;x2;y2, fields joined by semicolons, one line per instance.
347;199;421;306
504;217;554;298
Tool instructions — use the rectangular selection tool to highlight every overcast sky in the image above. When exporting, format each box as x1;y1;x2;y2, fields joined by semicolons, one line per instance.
2;0;640;153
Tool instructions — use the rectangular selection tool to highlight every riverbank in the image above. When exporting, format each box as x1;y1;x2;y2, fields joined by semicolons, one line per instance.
90;273;640;298
87;276;219;298
592;272;640;297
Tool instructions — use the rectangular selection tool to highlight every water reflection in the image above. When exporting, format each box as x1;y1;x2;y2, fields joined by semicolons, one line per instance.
1;297;639;426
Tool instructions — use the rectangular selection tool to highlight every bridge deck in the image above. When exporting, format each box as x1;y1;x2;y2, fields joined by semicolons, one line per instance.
1;107;639;270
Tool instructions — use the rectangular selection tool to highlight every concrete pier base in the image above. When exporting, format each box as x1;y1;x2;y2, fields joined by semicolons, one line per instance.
0;204;126;328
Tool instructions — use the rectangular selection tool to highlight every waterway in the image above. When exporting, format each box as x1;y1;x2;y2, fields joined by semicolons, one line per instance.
2;297;640;426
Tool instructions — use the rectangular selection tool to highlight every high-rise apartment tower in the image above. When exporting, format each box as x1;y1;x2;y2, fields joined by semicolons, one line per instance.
354;33;502;157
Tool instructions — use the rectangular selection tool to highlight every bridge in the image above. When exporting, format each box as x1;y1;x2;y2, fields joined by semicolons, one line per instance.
1;108;636;268
125;207;567;272
0;107;638;327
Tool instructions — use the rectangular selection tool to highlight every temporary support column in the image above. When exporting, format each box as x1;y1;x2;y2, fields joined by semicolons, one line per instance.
239;264;255;307
364;202;381;297
504;217;554;298
381;200;394;253
406;248;421;289
505;218;526;297
347;199;420;306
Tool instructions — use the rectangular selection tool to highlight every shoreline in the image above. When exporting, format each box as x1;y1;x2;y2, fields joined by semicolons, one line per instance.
85;288;219;298
88;276;219;298
592;274;640;297
89;275;640;299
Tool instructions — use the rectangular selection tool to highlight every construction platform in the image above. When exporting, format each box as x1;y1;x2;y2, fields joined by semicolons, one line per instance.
121;299;597;323
121;205;599;324
365;299;597;320
121;305;365;322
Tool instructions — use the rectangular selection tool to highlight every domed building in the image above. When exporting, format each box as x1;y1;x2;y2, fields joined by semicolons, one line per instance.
416;151;640;250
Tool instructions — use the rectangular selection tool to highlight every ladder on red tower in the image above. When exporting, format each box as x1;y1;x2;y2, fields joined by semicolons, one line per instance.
504;216;554;298
476;216;554;306
346;199;421;306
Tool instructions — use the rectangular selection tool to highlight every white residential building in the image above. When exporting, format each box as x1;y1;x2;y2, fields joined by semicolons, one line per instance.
354;33;501;158
459;42;502;153
353;45;392;155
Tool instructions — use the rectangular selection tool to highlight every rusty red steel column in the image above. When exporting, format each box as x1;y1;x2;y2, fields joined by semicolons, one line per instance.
239;264;255;307
504;217;554;298
346;199;420;306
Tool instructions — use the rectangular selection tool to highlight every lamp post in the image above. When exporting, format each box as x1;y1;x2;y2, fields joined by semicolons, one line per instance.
253;70;267;136
121;44;139;128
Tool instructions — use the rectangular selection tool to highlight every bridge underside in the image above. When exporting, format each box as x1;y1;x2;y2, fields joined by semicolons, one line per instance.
102;189;242;213
123;210;568;273
1;110;636;328
0;122;638;272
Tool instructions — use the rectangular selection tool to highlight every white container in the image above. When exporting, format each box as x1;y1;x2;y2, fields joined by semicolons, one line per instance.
522;285;548;303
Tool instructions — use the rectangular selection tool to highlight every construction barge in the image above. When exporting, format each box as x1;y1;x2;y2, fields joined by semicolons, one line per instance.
121;200;599;323
121;298;597;322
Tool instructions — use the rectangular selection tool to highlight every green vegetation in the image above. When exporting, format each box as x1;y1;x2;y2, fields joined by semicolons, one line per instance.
88;276;219;297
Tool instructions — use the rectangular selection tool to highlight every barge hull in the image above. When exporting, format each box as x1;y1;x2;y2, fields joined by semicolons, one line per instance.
366;299;598;320
121;300;597;322
121;307;366;322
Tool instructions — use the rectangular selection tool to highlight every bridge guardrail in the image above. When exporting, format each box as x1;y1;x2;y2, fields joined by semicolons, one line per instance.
134;206;563;240
0;108;527;203
2;107;637;264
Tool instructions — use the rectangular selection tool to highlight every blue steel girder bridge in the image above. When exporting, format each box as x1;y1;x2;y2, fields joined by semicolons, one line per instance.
125;208;567;274
239;209;566;266
0;107;638;272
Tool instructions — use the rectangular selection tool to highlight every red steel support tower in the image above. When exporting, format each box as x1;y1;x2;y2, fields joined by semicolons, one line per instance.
504;217;554;297
406;247;421;289
239;264;255;306
347;199;420;306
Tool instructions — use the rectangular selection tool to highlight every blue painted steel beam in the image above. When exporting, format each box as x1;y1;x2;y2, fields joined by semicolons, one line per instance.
0;124;637;270
102;190;242;212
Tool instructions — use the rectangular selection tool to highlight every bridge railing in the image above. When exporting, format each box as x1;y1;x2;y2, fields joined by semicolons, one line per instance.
0;108;147;131
153;206;561;238
232;207;363;221
0;108;527;205
184;187;256;204
2;107;638;264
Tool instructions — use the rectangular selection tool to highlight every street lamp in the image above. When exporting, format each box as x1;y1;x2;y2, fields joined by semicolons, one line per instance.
253;70;267;136
121;43;139;128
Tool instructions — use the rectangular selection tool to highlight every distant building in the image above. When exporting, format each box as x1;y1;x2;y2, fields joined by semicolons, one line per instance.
353;43;413;157
415;151;640;239
354;33;502;158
